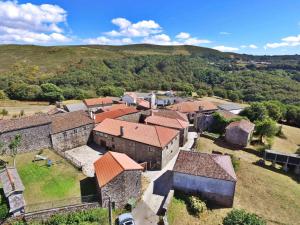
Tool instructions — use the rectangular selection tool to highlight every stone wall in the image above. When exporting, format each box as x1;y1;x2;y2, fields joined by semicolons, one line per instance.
117;110;151;123
94;131;179;170
194;113;214;132
51;124;94;152
173;172;236;207
100;170;141;208
0;124;52;154
225;127;251;147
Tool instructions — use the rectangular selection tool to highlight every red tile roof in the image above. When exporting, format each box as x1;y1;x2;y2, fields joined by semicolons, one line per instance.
167;101;217;113
152;109;188;122
226;119;255;133
84;97;113;107
94;151;143;187
137;99;150;109
174;151;237;182
94;107;139;123
94;118;179;148
145;115;189;129
101;104;128;112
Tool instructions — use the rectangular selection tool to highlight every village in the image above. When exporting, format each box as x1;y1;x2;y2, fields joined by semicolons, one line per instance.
0;91;299;225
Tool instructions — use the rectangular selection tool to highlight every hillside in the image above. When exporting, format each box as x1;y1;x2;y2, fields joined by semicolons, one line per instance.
0;44;300;107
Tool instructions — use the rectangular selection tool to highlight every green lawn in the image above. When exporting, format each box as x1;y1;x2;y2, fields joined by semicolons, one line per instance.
168;136;300;225
1;149;97;212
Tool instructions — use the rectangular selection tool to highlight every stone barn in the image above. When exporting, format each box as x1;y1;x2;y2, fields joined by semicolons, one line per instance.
94;151;143;208
0;114;52;154
225;119;255;147
50;110;94;152
93;118;180;170
145;115;189;147
173;151;237;207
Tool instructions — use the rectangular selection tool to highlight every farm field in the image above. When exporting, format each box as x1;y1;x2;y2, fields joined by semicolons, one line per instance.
0;100;53;119
168;136;300;225
0;149;97;212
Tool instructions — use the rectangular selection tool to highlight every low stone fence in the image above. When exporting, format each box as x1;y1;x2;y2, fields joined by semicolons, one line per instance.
52;148;82;169
25;202;100;222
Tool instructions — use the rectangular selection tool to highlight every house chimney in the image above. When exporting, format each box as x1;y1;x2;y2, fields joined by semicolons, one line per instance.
120;126;124;136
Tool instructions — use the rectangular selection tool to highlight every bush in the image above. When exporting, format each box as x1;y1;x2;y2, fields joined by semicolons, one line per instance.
0;190;9;221
230;155;240;171
187;196;207;217
223;209;266;225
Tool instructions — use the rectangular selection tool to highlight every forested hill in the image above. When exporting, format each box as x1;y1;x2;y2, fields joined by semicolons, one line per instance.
0;44;300;106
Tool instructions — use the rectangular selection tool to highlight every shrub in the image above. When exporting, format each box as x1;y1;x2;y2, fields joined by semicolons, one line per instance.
223;209;266;225
230;155;240;171
0;191;9;221
187;196;207;217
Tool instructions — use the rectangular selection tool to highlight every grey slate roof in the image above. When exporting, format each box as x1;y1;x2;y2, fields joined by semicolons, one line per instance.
0;167;25;197
218;103;245;111
8;193;25;213
64;102;88;112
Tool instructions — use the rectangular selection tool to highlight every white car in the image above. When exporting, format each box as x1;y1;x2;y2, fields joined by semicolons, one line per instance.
118;213;135;225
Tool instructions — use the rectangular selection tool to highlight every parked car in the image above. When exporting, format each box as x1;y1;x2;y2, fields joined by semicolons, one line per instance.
118;213;135;225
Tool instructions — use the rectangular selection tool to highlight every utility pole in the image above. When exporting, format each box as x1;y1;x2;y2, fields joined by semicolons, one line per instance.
108;196;113;225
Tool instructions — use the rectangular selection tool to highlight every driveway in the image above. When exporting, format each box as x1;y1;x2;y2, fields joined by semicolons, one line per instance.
132;152;179;225
180;130;198;151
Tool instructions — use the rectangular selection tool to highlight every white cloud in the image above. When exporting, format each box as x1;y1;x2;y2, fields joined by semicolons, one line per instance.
182;37;211;45
176;32;191;39
213;45;239;52
105;17;162;37
0;1;70;44
220;32;231;35
84;36;132;45
241;44;258;49
265;34;300;49
143;34;172;45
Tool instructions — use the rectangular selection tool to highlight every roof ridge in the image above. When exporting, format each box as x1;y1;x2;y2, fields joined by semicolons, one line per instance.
154;126;163;147
108;151;125;170
211;154;236;181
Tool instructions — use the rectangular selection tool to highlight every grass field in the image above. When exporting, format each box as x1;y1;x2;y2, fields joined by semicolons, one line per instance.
0;100;53;119
273;124;300;153
0;149;96;212
168;136;300;225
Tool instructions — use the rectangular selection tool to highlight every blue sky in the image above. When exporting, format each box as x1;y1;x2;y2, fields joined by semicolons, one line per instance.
1;0;300;55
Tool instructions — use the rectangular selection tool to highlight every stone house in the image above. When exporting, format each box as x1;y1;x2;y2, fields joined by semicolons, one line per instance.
94;107;139;124
0;167;25;216
145;115;189;146
83;97;113;112
173;151;237;207
94;151;143;208
0;114;52;154
93;118;180;170
51;110;94;152
225;119;255;147
167;101;218;122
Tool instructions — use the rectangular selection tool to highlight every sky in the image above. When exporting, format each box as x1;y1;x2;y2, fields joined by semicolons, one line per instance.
1;0;300;55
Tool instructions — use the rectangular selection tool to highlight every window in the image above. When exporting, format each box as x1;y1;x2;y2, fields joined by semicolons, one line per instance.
111;137;114;142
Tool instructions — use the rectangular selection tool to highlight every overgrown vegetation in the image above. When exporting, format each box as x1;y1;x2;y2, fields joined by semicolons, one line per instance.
0;189;9;221
223;209;266;225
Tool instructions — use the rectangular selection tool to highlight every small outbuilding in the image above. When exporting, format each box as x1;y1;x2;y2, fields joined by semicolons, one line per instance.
94;151;143;208
0;167;25;216
173;151;237;207
225;119;255;147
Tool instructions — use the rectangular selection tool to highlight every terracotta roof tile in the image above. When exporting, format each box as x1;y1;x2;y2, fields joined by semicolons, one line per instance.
51;110;94;134
0;114;51;134
137;99;150;109
94;151;143;187
226;119;255;133
145;115;189;129
94;118;179;148
167;101;217;113
84;97;113;107
94;107;139;123
101;104;128;112
152;109;188;122
173;151;237;182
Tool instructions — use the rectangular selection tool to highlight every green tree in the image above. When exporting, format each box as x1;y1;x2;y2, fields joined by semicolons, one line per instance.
223;209;266;225
9;134;21;167
263;101;283;121
0;90;7;100
97;85;124;97
0;109;8;119
40;83;64;103
240;102;268;122
255;118;278;143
